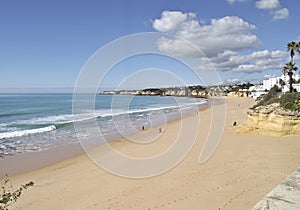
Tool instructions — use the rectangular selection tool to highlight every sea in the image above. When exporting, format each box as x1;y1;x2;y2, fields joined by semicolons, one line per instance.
0;93;206;157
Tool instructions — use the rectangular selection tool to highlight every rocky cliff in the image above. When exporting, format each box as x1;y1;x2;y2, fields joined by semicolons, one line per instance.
227;91;249;98
235;103;300;136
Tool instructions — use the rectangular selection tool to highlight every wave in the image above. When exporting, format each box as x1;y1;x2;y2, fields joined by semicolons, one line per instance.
93;100;207;118
0;125;56;140
0;100;207;131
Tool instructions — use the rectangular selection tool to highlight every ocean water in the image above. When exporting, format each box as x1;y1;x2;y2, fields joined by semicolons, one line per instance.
0;93;206;156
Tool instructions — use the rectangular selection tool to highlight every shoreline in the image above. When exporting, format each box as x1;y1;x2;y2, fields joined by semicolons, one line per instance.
0;97;215;178
3;97;300;210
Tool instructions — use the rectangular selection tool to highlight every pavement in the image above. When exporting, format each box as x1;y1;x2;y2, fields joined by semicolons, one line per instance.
252;166;300;210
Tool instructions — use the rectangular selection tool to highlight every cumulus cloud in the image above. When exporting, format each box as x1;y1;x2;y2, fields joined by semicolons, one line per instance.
153;11;194;33
272;8;289;20
256;0;280;10
196;50;287;73
255;0;289;20
156;37;202;57
153;11;260;58
152;11;287;73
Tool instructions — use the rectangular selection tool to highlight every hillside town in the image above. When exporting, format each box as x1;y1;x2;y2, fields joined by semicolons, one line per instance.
98;72;300;99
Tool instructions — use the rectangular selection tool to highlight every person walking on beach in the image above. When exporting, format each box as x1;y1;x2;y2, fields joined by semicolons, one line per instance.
142;126;145;131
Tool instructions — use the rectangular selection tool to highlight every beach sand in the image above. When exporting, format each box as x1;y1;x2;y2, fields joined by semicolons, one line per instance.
3;97;300;210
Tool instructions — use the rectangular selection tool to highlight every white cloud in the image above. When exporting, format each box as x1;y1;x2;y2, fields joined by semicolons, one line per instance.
152;11;288;74
263;74;277;79
152;11;194;33
256;0;280;10
272;8;289;20
153;11;260;58
225;78;241;84
157;37;201;57
196;50;287;73
255;0;290;20
226;0;247;4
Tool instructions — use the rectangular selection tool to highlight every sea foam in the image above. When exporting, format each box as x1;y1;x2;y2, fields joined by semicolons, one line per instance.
0;125;56;140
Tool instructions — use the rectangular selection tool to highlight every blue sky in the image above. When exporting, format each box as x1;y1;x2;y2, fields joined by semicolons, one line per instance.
0;0;299;92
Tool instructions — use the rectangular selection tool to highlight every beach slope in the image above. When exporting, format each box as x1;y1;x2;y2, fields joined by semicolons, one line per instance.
5;97;300;210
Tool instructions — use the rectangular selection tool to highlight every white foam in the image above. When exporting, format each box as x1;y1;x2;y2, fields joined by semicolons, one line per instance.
0;125;56;140
0;100;207;128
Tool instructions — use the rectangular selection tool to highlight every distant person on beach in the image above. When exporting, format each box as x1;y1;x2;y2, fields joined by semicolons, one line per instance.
142;126;145;131
159;128;162;133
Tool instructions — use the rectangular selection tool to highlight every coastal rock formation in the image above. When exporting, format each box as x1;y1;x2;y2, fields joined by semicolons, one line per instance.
227;91;249;98
190;90;208;98
235;103;300;136
161;88;187;96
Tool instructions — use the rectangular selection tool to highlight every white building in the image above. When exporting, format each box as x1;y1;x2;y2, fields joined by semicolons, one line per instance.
249;85;267;99
282;84;300;93
262;73;300;92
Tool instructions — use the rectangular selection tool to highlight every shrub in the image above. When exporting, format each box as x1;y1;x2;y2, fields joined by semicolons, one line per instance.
252;86;280;109
0;175;34;210
279;92;300;111
253;91;300;111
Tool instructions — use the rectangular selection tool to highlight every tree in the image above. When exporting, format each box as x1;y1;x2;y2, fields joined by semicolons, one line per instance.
279;78;285;87
283;62;298;92
285;41;300;93
287;41;300;63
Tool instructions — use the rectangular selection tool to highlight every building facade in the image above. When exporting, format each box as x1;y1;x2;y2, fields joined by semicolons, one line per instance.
263;73;300;92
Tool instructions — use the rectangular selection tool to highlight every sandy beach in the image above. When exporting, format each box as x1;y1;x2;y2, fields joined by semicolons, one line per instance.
3;97;300;210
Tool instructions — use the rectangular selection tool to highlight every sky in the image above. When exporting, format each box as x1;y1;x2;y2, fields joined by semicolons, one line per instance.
0;0;300;92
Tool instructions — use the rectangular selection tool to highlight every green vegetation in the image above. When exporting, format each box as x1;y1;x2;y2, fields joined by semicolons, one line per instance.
285;41;300;92
283;62;298;92
230;82;254;91
252;41;300;111
253;86;281;109
253;88;300;111
0;175;34;210
142;88;164;95
188;85;205;91
279;92;300;111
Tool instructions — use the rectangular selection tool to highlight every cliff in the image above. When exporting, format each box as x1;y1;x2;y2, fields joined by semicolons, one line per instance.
235;103;300;136
227;91;249;98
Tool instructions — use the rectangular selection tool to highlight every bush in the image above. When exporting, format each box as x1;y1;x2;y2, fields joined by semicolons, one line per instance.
0;175;34;210
279;92;300;111
253;91;300;111
252;86;281;109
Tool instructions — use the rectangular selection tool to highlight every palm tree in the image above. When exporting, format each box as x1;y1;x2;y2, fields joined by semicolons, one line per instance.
283;62;298;92
279;78;285;90
287;41;300;63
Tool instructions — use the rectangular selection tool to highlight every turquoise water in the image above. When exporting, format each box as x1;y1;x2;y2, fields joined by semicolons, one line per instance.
0;94;206;156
